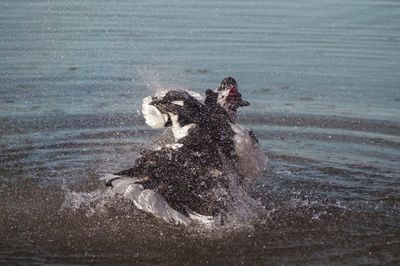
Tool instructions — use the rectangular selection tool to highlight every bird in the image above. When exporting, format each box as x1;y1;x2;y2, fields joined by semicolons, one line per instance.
102;77;267;226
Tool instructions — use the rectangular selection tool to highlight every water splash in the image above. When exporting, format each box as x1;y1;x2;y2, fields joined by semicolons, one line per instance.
60;181;110;217
136;65;186;94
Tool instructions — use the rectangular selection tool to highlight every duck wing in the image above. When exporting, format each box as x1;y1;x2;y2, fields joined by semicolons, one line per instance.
142;90;206;128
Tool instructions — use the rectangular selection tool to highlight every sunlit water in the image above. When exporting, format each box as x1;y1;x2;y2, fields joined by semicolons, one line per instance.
1;0;399;264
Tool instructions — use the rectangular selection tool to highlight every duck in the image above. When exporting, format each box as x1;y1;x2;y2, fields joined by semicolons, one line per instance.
102;77;267;225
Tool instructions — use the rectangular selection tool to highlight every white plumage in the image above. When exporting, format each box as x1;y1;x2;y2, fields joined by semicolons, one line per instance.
101;174;212;226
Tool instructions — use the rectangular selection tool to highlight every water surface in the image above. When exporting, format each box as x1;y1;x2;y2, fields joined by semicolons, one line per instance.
0;0;399;264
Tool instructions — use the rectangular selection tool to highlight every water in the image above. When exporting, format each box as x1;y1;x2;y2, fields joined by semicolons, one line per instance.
0;0;399;264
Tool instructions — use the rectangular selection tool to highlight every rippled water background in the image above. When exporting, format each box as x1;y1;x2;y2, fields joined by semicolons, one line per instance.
1;0;399;264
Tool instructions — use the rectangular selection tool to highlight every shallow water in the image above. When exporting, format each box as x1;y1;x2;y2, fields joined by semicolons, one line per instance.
1;0;400;265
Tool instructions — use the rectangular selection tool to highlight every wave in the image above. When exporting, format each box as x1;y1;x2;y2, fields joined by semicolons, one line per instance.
1;112;399;135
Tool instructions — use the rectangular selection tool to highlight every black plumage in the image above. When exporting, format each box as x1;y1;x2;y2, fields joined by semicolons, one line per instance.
114;89;242;215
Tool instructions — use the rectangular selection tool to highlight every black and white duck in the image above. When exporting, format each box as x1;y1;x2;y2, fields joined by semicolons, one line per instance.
102;77;266;225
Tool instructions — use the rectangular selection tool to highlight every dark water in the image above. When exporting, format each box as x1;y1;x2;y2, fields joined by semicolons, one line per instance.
1;0;399;265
